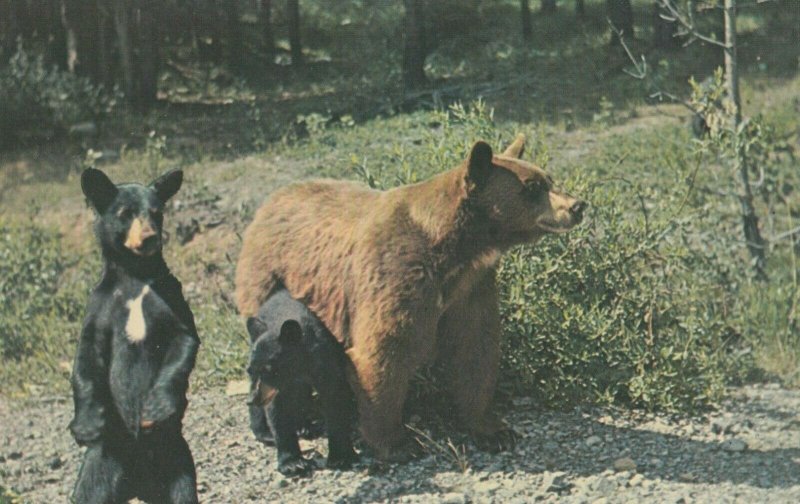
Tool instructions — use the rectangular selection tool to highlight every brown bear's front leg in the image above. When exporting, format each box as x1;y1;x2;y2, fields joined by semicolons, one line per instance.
438;271;515;452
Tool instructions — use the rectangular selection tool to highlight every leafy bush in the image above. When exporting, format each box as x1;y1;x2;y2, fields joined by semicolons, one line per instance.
0;43;119;146
0;220;87;361
352;102;755;411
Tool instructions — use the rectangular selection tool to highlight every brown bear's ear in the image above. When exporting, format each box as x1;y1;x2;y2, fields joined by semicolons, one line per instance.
246;317;268;343
278;320;303;346
502;134;526;159
81;168;118;213
466;141;493;188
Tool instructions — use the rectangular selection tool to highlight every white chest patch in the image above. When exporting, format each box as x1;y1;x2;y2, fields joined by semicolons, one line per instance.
125;285;150;343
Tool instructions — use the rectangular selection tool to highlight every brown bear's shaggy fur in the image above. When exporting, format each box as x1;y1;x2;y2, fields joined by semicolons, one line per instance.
235;135;586;458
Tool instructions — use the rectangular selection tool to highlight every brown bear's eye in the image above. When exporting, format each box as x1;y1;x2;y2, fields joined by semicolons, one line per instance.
525;180;548;199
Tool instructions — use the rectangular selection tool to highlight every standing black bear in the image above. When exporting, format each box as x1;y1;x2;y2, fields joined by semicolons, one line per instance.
247;288;358;476
70;168;200;503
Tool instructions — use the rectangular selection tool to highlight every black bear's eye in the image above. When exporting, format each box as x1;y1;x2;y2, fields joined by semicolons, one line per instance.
117;207;134;220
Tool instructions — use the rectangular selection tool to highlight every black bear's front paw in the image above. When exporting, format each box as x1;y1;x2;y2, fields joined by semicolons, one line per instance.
326;449;359;470
69;408;105;446
277;455;315;477
141;390;179;430
472;427;517;453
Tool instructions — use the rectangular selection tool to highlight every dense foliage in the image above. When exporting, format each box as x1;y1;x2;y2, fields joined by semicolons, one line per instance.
0;45;118;146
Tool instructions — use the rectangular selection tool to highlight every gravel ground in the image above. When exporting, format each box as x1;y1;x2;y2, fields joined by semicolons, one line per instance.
2;383;800;503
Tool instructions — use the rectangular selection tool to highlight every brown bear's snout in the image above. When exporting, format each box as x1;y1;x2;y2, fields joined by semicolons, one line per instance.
569;200;588;222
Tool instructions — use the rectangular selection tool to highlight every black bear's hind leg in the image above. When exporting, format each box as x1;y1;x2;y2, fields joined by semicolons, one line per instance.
249;403;275;445
149;435;198;504
73;444;129;504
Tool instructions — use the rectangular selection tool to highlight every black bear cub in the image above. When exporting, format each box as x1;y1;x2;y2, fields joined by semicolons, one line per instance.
247;288;358;476
70;168;200;503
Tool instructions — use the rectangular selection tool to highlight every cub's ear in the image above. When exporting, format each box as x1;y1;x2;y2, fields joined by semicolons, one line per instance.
466;141;493;188
502;134;526;159
151;169;183;203
246;317;268;343
81;168;118;213
278;320;303;346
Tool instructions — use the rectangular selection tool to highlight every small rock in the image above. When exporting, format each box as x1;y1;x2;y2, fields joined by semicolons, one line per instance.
58;360;73;374
592;477;617;496
629;473;644;487
720;439;747;453
440;493;467;504
474;480;501;493
585;435;602;447
225;380;250;397
49;456;64;470
613;457;637;472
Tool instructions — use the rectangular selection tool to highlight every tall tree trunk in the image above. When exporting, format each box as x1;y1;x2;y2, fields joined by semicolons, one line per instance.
520;0;532;41
653;0;678;50
61;0;101;80
607;0;634;45
724;0;766;279
135;0;160;109
259;0;275;66
540;0;556;15
576;0;586;18
96;0;111;86
114;0;160;109
287;0;303;66
113;0;134;100
402;0;427;90
226;0;244;71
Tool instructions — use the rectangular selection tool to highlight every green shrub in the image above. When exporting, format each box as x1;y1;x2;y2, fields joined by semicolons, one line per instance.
0;220;87;360
0;43;119;146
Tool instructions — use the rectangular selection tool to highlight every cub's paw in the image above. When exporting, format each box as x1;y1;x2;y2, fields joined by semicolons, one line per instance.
472;427;517;453
277;456;316;477
141;391;179;429
69;416;104;446
326;449;359;470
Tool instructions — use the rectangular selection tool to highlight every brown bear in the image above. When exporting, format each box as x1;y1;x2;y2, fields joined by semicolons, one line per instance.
235;135;586;459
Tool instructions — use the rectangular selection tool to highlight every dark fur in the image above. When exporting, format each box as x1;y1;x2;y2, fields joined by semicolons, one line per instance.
70;168;200;503
247;289;357;476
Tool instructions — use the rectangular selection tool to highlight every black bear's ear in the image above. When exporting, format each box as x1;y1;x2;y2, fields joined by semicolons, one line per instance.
81;168;118;213
278;320;303;346
150;169;183;203
246;317;268;342
466;141;494;188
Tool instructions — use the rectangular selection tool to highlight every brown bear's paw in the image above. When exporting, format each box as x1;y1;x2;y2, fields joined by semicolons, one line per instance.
472;426;517;453
362;437;423;464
